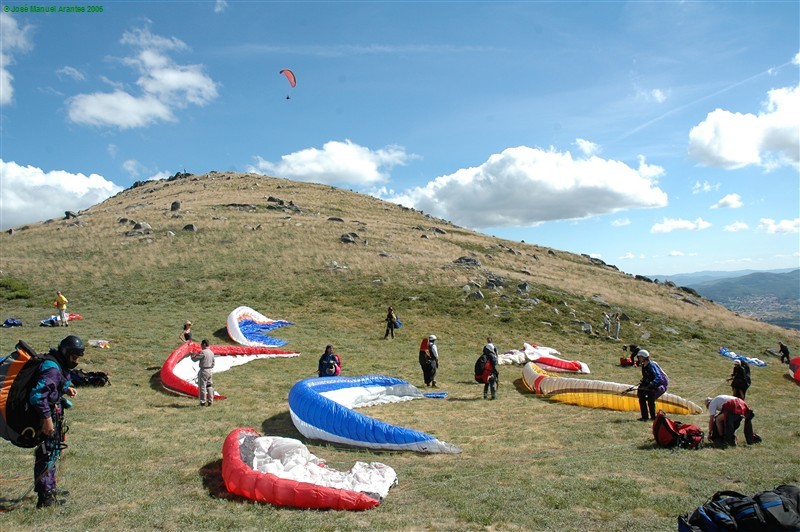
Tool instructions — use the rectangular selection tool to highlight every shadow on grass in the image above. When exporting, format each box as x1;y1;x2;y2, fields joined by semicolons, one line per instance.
783;374;799;386
199;459;248;502
148;368;195;407
212;327;228;341
0;492;33;513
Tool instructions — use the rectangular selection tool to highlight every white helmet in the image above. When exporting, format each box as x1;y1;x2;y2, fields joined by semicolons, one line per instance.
637;349;650;359
428;335;437;342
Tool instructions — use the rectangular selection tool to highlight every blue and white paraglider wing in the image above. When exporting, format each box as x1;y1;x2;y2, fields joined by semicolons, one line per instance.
227;306;293;347
289;375;461;453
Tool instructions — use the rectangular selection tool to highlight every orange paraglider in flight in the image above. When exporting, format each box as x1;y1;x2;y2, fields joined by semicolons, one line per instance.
280;69;296;99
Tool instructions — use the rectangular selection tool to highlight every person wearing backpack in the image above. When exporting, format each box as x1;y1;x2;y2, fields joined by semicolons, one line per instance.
475;338;499;400
317;344;342;377
728;359;750;399
635;350;668;421
419;335;438;387
383;306;398;339
29;335;84;508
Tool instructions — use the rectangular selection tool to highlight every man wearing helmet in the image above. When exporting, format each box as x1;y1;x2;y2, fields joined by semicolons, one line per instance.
29;335;84;508
635;349;669;421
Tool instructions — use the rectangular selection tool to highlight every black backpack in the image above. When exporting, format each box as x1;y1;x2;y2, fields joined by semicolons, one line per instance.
0;341;56;448
71;368;111;387
679;484;800;531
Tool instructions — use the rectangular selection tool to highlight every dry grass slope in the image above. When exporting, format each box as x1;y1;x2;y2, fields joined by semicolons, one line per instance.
1;171;798;531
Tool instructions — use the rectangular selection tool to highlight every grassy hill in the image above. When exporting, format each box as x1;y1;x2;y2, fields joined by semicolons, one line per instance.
1;171;798;530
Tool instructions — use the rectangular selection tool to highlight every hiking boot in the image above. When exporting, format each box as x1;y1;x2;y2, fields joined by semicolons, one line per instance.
199;402;206;407
36;491;62;509
638;417;649;422
206;401;212;407
483;394;488;400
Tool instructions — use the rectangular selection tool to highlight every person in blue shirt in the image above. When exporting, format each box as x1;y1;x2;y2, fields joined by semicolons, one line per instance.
636;350;668;421
29;335;83;508
317;345;342;377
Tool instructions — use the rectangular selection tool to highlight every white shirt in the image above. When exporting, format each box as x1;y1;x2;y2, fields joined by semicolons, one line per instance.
429;343;438;360
707;394;737;418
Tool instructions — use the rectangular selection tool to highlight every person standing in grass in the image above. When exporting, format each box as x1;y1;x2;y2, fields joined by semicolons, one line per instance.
383;306;397;339
728;359;750;399
30;335;83;508
779;342;791;364
190;339;215;407
613;313;621;340
419;335;439;387
53;291;69;327
635;350;668;421
477;337;499;400
601;312;611;334
179;321;193;343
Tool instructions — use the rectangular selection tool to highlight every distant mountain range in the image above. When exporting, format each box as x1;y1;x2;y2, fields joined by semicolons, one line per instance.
651;268;800;330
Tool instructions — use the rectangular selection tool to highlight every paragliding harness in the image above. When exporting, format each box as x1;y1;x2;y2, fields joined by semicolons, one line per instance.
678;484;800;531
1;341;59;448
474;349;498;385
652;410;703;450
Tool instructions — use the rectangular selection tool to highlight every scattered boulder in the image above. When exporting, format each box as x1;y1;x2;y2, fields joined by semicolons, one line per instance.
327;217;345;223
454;256;481;267
182;224;198;232
467;290;485;300
340;233;358;244
133;222;152;232
64;211;79;219
170;201;181;212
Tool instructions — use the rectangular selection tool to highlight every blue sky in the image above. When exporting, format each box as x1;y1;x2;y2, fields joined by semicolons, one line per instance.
1;1;798;276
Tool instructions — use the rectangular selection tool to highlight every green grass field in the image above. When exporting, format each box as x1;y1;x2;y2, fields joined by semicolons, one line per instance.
1;172;797;531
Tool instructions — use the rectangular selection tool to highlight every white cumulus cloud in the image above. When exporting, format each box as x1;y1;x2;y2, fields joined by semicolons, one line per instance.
691;180;720;194
757;218;800;234
724;221;749;232
214;0;229;13
575;138;600;157
651;217;711;233
0;13;33;105
67;26;218;128
386;146;668;229
248;140;412;186
688;82;800;171
0;160;123;230
711;193;743;209
611;217;631;227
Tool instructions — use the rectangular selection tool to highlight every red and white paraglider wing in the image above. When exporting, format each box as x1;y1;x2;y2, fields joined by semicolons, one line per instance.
222;428;396;510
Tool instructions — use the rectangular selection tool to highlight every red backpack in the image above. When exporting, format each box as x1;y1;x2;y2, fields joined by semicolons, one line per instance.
652;410;704;450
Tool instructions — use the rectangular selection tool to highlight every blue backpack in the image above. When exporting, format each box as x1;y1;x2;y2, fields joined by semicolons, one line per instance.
679;484;800;531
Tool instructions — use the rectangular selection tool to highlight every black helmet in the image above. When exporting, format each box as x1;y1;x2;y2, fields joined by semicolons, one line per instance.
58;335;85;357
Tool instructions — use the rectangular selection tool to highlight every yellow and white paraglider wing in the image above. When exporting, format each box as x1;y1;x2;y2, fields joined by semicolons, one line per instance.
522;362;701;415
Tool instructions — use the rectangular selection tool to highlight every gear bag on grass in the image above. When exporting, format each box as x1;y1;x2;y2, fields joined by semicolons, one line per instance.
0;340;55;448
652;410;703;449
678;484;800;531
